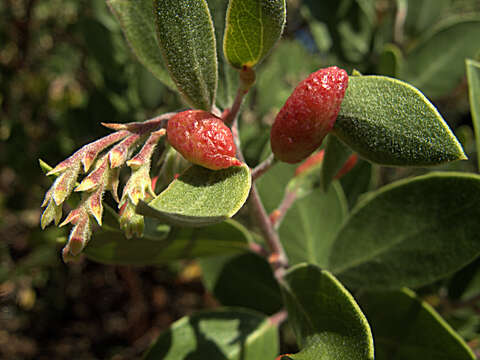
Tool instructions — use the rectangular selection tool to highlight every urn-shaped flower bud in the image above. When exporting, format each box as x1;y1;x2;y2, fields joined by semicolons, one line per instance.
270;66;349;163
167;110;242;170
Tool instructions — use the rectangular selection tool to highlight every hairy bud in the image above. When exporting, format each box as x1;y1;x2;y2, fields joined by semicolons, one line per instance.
167;110;242;170
270;66;349;163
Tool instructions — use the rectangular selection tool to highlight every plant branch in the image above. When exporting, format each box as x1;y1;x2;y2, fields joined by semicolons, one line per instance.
101;112;175;133
229;87;289;279
271;188;298;230
249;185;289;279
269;309;288;326
224;66;255;126
394;0;407;44
224;86;247;127
252;154;277;181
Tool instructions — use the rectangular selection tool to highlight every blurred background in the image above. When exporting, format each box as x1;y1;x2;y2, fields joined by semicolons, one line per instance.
1;0;480;358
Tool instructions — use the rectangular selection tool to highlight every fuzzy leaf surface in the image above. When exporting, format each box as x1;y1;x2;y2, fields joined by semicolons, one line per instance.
144;307;279;360
329;172;480;289
224;0;286;68
467;59;480;170
199;252;282;315
359;288;475;360
402;17;480;98
84;219;250;265
138;164;251;227
107;0;175;89
334;75;466;166
282;264;374;360
155;0;217;110
279;184;347;267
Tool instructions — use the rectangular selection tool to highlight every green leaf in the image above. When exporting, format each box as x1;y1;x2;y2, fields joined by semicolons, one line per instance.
137;65;166;109
402;17;480;99
207;0;239;108
334;75;466;166
308;17;332;53
84;219;250;265
144;307;279;360
223;0;286;68
107;0;175;89
138;164;251;227
256;158;296;213
359;288;475;360
155;0;218;110
378;43;403;77
303;0;375;63
466;59;480;171
329;172;480;290
279;183;347;268
286;155;324;199
448;258;480;301
339;159;373;209
281;264;374;360
199;252;282;315
321;135;353;191
403;0;449;36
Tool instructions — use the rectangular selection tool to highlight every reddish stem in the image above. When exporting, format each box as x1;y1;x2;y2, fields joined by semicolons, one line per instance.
252;154;277;181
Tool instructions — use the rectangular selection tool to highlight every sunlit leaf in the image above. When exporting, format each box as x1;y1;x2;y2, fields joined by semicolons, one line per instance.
138;164;251;227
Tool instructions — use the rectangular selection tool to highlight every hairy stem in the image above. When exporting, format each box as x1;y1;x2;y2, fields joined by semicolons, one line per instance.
250;185;289;279
271;189;298;230
224;86;247;127
230;92;289;279
224;66;255;126
252;154;277;181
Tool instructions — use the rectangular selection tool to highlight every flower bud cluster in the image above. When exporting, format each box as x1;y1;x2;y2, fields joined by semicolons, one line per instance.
119;129;165;238
41;117;168;262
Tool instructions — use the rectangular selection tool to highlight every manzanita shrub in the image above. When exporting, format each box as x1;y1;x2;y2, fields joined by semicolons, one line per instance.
38;0;480;359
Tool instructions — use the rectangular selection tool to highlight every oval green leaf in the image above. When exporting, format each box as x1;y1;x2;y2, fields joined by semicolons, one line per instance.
223;0;286;68
359;288;475;360
402;17;480;99
107;0;175;89
321;135;353;192
256;157;296;214
282;264;374;360
138;164;251;227
403;0;449;37
334;75;466;166
144;307;279;360
279;183;347;267
339;159;373;209
329;172;480;290
84;219;250;265
199;252;282;315
378;43;403;77
466;59;480;170
155;0;218;110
